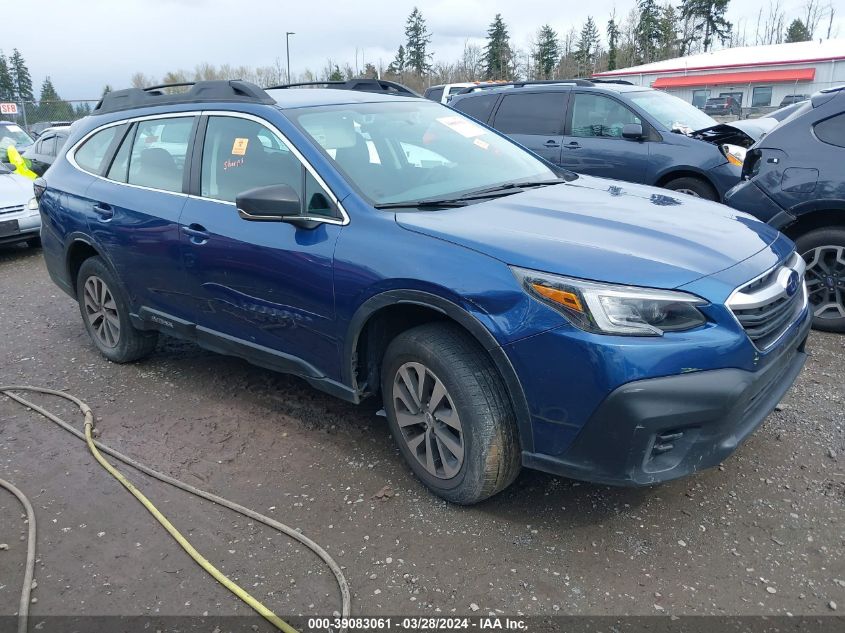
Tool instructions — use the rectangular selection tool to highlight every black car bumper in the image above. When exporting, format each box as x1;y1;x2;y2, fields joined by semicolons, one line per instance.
724;179;793;227
522;315;811;486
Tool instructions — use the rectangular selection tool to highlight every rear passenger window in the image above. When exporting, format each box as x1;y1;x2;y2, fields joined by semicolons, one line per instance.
107;125;135;183
493;93;567;135
75;126;120;174
127;117;194;193
452;93;498;123
814;113;845;148
40;135;57;157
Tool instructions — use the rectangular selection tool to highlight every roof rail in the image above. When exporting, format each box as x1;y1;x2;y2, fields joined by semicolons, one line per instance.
93;80;275;115
452;79;595;96
590;78;634;85
265;79;420;97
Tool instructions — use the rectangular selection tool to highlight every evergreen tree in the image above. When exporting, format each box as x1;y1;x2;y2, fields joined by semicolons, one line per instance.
39;76;60;102
607;15;620;71
680;0;732;52
484;14;513;80
636;0;662;64
387;45;407;75
328;65;343;81
657;4;680;59
0;52;14;101
575;17;600;77
101;85;113;97
37;76;73;121
362;63;378;79
9;48;33;101
784;18;812;43
535;25;560;79
404;7;432;75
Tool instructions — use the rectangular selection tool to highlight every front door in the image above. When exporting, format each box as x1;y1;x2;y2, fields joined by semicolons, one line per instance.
178;114;344;376
561;92;649;183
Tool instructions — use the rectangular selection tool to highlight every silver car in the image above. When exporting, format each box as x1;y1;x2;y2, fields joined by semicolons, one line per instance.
0;162;40;247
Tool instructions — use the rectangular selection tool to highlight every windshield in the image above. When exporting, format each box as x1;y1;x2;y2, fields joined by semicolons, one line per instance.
626;90;717;132
0;123;34;152
286;100;559;205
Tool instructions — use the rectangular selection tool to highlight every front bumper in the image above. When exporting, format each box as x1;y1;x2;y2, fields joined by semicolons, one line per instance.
724;179;793;228
522;309;811;486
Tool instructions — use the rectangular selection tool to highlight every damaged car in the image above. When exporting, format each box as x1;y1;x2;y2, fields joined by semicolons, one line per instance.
449;80;774;201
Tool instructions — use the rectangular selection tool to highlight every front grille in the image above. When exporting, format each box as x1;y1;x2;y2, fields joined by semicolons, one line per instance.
728;252;806;350
0;204;25;215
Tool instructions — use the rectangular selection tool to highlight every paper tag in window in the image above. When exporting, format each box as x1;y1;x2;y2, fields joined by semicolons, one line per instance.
231;138;249;155
6;124;23;133
473;138;490;150
436;116;485;138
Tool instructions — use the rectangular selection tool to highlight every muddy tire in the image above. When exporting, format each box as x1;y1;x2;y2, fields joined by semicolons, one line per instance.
381;322;521;504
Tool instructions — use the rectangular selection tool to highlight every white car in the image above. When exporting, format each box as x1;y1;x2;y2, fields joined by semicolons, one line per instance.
423;83;484;104
0;162;40;248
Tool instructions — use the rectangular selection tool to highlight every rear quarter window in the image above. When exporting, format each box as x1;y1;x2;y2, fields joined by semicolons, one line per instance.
74;126;120;174
493;92;567;135
814;113;845;148
451;93;498;123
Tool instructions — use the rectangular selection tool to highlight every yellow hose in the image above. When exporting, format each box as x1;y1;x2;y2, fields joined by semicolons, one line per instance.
1;386;352;633
82;414;298;633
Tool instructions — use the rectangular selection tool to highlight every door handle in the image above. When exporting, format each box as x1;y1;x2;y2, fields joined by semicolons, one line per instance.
92;203;113;220
543;140;560;148
183;223;210;244
565;142;581;150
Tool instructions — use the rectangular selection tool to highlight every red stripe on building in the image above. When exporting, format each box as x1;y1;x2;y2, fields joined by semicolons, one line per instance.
650;68;816;88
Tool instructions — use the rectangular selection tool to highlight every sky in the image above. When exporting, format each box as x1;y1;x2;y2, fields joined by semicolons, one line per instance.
6;0;845;101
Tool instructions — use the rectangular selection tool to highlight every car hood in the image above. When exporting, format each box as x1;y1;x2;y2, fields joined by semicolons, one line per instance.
395;176;780;290
0;172;34;205
692;119;777;146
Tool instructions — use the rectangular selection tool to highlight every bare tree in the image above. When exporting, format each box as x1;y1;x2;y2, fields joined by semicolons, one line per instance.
460;42;484;81
755;1;785;45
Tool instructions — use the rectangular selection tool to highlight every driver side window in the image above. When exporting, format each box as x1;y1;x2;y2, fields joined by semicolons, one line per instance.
571;93;641;139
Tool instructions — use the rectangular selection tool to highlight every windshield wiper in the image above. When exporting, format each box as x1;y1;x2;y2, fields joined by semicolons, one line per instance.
374;199;471;209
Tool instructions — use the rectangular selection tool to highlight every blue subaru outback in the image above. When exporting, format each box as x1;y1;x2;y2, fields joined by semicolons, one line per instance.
36;80;811;504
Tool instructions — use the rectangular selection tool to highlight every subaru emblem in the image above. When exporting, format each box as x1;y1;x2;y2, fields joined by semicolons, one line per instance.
785;271;800;297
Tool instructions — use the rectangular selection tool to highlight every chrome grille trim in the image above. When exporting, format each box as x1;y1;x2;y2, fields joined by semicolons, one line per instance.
727;252;807;351
0;204;25;215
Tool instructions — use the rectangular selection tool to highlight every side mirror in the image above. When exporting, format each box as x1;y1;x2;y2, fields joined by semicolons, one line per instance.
236;184;317;229
622;123;644;140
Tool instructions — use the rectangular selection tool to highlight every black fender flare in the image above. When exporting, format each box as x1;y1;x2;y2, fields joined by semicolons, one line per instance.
344;289;534;453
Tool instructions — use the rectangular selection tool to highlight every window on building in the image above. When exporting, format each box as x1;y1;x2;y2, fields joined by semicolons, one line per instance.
752;86;773;107
692;90;710;109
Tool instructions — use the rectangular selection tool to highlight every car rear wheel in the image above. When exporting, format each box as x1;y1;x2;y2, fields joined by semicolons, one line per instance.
76;256;159;362
381;323;521;504
796;228;845;333
663;177;719;201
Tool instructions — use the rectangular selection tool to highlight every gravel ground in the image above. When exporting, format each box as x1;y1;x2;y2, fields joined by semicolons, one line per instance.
0;243;843;623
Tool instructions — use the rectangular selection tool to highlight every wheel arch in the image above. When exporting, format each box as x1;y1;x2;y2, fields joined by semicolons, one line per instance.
65;235;104;299
780;207;845;240
344;290;534;453
654;168;718;193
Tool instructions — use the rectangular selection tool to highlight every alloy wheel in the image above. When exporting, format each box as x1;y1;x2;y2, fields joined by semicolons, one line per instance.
392;362;464;479
83;275;121;348
675;188;701;197
803;245;845;321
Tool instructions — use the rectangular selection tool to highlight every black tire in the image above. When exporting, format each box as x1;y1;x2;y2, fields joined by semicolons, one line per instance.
26;236;41;248
795;227;845;333
381;322;521;504
76;256;159;362
663;176;719;201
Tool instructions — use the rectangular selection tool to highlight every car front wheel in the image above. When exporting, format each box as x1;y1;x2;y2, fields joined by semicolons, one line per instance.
663;176;718;201
796;228;845;333
381;323;521;504
76;256;159;362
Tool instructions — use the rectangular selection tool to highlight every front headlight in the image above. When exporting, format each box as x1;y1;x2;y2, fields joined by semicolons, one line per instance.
512;267;708;336
27;197;39;215
722;143;747;167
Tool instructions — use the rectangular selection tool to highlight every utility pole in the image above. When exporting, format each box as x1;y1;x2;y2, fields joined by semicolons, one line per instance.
285;32;295;84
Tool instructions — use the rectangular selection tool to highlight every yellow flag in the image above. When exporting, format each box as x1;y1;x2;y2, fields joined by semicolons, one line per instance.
7;145;37;180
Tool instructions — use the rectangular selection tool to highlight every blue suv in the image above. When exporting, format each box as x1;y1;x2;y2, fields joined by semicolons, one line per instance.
37;80;811;504
449;80;768;201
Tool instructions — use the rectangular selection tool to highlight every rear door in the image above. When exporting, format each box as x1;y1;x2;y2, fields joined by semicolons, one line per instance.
560;91;649;183
84;114;197;318
490;91;567;165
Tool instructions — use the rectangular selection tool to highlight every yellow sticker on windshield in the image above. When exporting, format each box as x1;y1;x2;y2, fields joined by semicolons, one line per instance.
436;116;485;138
232;138;249;155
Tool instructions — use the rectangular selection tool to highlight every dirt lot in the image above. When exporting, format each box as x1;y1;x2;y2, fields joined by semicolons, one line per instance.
1;243;843;623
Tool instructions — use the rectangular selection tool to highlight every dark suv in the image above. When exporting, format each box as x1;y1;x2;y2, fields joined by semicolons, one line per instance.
449;81;764;201
35;80;810;504
704;96;742;116
725;86;845;333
